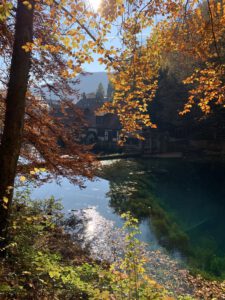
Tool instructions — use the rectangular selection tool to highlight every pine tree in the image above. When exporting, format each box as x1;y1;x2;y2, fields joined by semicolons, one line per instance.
96;83;105;101
107;81;114;100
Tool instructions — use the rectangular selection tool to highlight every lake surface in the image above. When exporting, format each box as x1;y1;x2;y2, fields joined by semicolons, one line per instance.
32;158;225;279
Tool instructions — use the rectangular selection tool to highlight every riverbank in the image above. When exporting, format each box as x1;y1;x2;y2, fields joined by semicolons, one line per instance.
0;188;189;299
97;151;225;161
97;152;183;160
98;158;225;280
64;207;225;299
30;157;225;281
1;187;225;299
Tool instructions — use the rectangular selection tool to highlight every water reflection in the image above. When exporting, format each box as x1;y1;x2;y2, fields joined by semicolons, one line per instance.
65;207;119;261
100;158;225;279
32;158;225;279
63;206;193;296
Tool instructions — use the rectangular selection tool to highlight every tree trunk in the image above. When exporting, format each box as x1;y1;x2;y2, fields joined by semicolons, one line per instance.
0;0;34;244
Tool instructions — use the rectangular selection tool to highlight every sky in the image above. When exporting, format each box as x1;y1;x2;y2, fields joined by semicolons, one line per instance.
83;53;107;73
82;28;152;73
83;0;156;73
82;0;110;72
0;0;156;83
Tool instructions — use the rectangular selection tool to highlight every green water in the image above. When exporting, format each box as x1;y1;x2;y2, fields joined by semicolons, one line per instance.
100;158;225;279
32;158;225;279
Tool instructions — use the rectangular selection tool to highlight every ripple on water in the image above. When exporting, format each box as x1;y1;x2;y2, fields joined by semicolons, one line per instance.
64;207;195;297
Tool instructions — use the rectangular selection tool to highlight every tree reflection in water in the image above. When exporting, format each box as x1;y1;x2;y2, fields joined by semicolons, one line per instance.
99;158;225;279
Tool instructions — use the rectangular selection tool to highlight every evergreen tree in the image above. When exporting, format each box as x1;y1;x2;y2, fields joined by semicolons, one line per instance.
107;81;114;100
82;92;87;100
96;82;105;101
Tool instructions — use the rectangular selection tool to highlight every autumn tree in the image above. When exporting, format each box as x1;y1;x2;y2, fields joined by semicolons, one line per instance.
99;0;185;142
152;0;225;115
103;0;225;139
0;0;35;242
0;0;164;241
0;0;113;240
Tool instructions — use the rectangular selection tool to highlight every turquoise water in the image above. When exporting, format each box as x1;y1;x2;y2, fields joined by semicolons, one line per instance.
32;158;225;278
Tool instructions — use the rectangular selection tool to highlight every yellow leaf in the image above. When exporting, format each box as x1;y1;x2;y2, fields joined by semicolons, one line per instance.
23;1;32;10
3;197;8;204
20;176;26;182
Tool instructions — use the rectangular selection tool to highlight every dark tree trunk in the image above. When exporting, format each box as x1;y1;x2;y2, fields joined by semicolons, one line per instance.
0;0;34;244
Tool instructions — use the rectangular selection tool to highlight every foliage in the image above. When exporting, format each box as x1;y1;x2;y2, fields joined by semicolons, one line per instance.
1;0;225;295
0;187;187;300
1;0;199;149
0;0;225;182
99;0;225;138
153;0;225;115
109;212;169;300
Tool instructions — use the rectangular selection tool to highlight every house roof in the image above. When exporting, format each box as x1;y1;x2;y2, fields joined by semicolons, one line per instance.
76;97;121;130
76;97;106;111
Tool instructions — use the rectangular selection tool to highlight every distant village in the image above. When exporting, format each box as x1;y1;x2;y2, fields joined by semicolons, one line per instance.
76;82;122;152
49;80;185;156
42;72;225;157
48;78;147;154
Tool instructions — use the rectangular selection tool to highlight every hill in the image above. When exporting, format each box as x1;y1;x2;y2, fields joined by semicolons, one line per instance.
40;72;109;104
76;72;108;99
